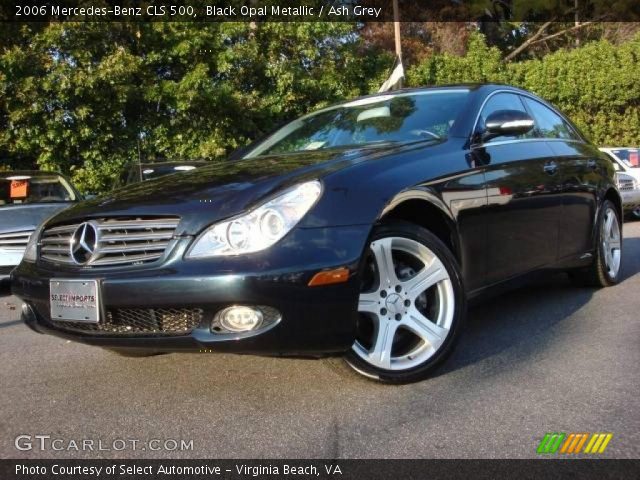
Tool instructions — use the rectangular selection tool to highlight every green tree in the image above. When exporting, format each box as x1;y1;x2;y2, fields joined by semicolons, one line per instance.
408;31;640;146
0;22;381;192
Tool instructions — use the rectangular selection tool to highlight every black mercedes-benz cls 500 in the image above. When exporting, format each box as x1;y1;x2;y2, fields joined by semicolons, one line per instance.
12;84;622;383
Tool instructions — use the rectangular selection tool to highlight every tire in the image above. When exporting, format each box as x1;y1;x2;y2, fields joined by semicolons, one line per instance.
570;200;622;288
633;207;640;221
343;221;466;384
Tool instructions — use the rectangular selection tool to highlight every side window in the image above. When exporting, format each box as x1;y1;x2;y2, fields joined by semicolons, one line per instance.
478;93;534;143
522;97;580;140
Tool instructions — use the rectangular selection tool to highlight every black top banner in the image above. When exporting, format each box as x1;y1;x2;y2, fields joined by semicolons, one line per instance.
2;0;640;22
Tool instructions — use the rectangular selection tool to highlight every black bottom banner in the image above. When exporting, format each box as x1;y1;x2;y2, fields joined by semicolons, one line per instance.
1;459;639;480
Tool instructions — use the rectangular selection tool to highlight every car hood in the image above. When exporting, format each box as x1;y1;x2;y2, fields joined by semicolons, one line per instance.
48;145;401;235
0;203;73;235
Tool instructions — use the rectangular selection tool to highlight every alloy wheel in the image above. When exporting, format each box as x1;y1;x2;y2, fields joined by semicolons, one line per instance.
602;207;621;279
353;236;455;371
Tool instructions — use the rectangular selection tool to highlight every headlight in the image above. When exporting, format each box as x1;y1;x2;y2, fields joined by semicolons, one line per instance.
22;222;47;262
186;180;322;258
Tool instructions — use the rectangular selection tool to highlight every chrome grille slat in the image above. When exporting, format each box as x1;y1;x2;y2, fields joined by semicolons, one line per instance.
101;232;174;242
100;243;167;253
91;253;163;266
0;231;33;249
40;237;71;245
45;225;77;234
40;246;69;253
98;220;179;230
41;254;75;264
39;217;179;268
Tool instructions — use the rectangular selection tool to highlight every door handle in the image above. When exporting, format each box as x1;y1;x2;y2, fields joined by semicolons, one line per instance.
543;161;558;175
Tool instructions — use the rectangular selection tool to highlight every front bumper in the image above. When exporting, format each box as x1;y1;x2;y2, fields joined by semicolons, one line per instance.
11;225;370;356
621;188;640;211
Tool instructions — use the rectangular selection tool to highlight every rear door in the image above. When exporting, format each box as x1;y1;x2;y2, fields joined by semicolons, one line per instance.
473;92;563;285
521;96;597;260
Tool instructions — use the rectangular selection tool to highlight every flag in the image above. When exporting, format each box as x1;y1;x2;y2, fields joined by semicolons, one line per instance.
378;56;405;93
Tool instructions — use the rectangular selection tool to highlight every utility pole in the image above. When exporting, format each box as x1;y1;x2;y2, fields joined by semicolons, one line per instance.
393;0;403;88
393;0;402;62
575;0;580;47
378;0;405;92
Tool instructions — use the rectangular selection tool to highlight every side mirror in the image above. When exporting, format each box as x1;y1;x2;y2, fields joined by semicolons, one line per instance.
482;109;535;142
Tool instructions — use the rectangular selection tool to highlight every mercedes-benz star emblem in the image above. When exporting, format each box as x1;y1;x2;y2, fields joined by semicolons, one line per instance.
385;293;403;315
70;222;98;265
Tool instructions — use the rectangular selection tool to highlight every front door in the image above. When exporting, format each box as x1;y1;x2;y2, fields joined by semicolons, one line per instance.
473;92;563;286
520;96;598;260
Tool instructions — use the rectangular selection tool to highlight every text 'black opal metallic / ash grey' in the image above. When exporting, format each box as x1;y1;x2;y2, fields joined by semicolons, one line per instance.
12;84;622;383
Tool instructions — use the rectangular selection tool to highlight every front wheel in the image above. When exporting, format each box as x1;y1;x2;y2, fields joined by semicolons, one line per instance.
344;222;466;384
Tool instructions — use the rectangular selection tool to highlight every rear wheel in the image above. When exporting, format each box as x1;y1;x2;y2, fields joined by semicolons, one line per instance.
344;222;465;384
633;207;640;220
570;200;622;287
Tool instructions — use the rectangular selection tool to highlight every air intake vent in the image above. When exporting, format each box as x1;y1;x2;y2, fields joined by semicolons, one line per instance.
51;307;203;336
40;217;179;267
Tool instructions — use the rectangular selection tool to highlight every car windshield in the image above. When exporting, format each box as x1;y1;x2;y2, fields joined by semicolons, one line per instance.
245;90;470;157
612;148;639;168
0;173;77;206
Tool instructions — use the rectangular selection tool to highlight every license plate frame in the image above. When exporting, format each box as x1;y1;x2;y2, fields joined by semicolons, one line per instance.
50;279;100;323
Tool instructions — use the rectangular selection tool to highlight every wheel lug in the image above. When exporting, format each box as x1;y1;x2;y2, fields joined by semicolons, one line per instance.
395;285;402;293
380;308;387;315
395;314;402;321
404;299;411;307
380;290;387;298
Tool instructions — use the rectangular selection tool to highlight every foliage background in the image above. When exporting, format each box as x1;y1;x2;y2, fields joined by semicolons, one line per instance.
0;21;639;192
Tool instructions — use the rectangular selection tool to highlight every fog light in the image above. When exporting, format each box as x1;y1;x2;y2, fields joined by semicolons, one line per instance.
215;306;263;333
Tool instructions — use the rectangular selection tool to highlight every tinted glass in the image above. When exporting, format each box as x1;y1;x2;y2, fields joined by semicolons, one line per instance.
0;173;77;206
522;97;579;140
247;90;470;157
477;93;534;142
611;148;639;168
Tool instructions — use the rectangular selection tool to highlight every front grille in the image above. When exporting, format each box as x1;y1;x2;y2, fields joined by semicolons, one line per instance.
40;217;179;267
51;307;203;336
0;230;32;250
618;180;633;191
616;173;637;192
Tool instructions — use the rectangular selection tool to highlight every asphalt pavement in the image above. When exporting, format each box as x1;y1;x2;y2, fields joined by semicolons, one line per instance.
1;222;639;459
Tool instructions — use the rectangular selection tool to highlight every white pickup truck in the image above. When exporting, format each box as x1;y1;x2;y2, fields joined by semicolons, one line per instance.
600;147;640;219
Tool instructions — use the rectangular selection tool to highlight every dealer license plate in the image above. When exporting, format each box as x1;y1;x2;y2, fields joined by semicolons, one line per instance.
50;279;100;323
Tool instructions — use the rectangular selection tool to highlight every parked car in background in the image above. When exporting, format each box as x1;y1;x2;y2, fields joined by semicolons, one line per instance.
12;85;622;383
116;161;208;186
0;171;81;282
600;147;640;219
